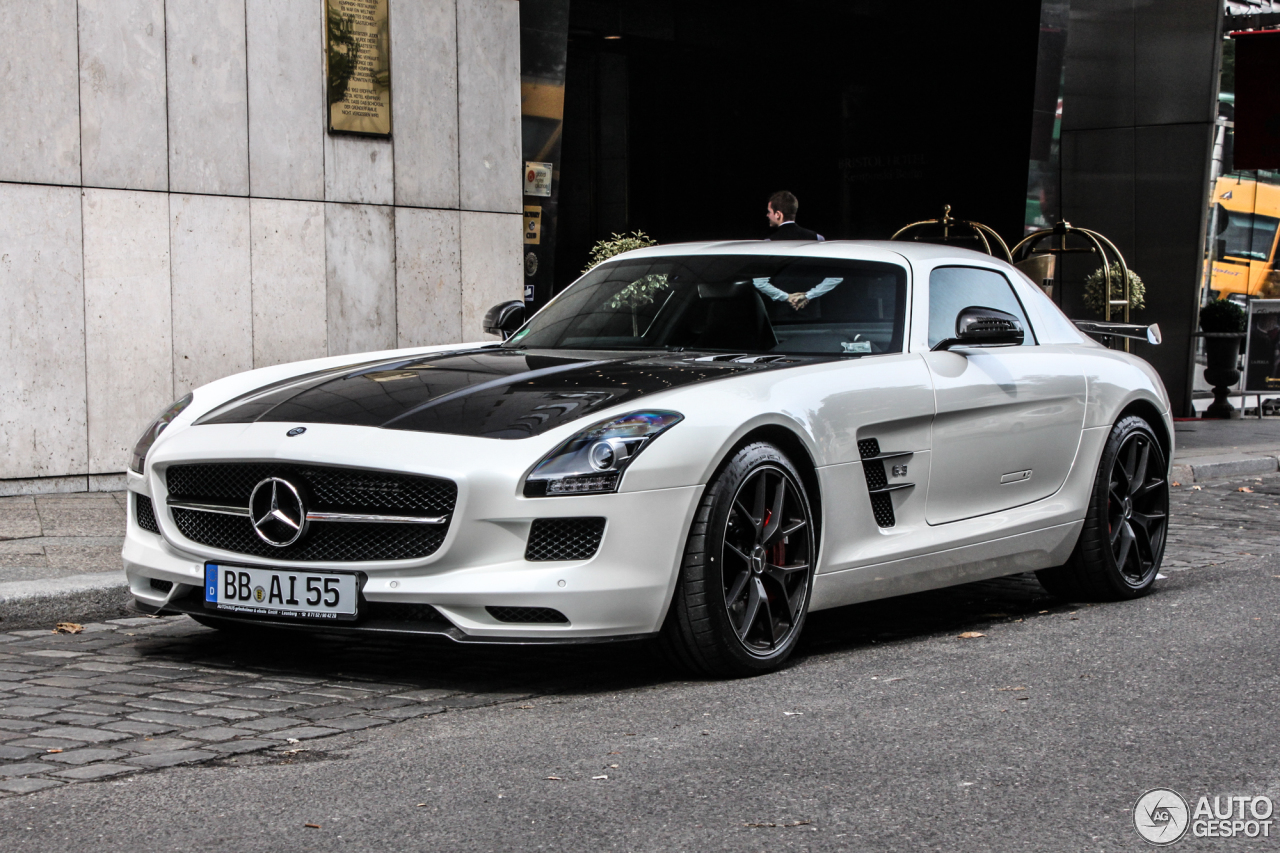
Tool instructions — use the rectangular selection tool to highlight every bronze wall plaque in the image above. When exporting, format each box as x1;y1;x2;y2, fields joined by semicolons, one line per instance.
325;0;391;136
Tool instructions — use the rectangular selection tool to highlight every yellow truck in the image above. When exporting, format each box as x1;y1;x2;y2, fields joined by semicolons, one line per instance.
1207;176;1280;298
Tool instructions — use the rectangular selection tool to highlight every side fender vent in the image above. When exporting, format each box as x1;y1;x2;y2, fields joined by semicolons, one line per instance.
858;438;898;528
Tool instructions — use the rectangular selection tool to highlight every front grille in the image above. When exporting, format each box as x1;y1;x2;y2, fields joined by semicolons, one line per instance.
165;463;456;562
486;606;569;624
525;517;606;561
135;494;160;534
166;463;455;514
171;510;447;561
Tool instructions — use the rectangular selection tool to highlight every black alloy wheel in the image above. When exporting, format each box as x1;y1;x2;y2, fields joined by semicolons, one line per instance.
661;442;816;677
1106;429;1168;587
1036;415;1169;601
721;465;812;653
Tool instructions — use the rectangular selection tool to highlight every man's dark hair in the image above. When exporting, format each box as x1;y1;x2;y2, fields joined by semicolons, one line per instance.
768;190;799;221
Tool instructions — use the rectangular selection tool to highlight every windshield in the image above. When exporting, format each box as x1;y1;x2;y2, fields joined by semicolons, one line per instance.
1218;208;1280;262
506;255;908;355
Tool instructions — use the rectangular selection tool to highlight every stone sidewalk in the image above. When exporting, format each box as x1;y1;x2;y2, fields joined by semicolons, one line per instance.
1170;417;1280;482
1;417;1279;628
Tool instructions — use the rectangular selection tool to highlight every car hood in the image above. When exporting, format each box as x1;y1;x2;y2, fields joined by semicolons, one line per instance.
195;348;825;439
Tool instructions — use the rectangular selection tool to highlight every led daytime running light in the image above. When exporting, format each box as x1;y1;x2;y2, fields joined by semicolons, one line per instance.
524;410;683;497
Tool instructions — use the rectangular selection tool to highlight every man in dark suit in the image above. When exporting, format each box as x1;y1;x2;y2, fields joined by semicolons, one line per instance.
766;190;824;241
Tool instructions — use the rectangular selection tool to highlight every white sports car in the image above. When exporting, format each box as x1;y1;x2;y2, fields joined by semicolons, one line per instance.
125;240;1172;676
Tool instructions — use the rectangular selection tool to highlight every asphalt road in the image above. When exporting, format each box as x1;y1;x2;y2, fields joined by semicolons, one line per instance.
0;547;1276;851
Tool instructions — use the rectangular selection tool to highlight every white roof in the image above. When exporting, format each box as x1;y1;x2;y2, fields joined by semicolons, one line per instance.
613;239;1014;267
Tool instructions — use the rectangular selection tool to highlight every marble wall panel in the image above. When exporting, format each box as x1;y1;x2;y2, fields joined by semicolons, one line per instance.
251;198;328;367
325;135;395;206
457;0;522;213
78;0;168;191
166;0;249;195
391;0;460;209
82;189;172;474
170;195;253;394
0;185;87;480
396;208;462;347
247;0;325;200
0;1;81;185
460;211;522;341
325;204;397;356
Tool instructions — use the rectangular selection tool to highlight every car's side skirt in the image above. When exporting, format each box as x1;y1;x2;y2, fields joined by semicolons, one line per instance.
808;519;1083;611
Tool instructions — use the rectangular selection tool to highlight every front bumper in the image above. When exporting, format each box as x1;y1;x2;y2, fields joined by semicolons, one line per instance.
124;481;704;641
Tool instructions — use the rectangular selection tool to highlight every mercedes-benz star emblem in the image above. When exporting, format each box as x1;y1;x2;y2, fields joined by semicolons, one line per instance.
249;477;309;547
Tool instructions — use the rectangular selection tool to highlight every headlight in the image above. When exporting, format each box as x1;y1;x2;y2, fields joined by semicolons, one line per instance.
129;393;193;474
523;411;683;497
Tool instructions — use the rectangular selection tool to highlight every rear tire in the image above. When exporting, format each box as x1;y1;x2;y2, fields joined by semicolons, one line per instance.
660;442;816;677
1036;415;1169;601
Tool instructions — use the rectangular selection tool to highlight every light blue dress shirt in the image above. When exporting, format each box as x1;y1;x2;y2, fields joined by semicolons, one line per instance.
752;277;843;302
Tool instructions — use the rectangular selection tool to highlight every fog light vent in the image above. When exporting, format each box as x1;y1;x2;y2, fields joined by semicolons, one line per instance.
525;517;606;561
486;606;569;624
135;494;160;534
149;578;173;593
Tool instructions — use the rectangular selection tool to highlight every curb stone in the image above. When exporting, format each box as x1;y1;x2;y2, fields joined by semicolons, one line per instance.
0;574;131;632
1170;452;1280;484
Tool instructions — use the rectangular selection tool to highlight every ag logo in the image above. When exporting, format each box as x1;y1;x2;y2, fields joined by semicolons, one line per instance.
1134;789;1190;845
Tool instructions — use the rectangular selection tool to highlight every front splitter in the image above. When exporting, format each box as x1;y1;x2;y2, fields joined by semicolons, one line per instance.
152;596;658;646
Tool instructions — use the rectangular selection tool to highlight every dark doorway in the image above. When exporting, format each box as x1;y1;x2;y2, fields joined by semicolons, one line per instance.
555;0;1043;292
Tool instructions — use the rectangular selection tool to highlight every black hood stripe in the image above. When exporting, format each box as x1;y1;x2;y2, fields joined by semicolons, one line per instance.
379;359;621;428
197;349;825;439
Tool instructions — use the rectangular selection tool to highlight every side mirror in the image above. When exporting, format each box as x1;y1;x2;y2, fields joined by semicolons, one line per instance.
933;306;1024;351
483;300;526;340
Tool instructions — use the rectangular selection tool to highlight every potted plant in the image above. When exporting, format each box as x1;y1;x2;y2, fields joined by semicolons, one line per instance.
1081;263;1145;317
583;231;658;272
1199;298;1247;418
584;232;666;337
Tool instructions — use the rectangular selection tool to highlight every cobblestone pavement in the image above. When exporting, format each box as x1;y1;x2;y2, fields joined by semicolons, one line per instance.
0;472;1275;797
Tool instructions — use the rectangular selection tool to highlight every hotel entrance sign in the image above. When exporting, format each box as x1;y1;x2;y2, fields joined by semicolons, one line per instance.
325;0;392;136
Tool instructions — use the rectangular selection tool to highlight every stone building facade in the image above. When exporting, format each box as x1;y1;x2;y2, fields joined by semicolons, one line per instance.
0;0;523;494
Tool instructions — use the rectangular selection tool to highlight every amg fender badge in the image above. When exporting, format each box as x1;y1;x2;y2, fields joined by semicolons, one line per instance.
286;427;307;437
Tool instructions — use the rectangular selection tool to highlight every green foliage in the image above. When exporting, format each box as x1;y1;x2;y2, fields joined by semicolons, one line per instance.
1082;264;1145;316
1199;298;1247;333
582;232;664;337
583;231;659;273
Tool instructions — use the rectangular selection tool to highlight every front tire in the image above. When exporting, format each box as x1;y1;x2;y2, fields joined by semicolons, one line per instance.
660;442;816;677
1036;415;1169;601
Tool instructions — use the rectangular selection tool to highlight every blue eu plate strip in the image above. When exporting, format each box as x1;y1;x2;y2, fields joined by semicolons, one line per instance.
205;564;219;602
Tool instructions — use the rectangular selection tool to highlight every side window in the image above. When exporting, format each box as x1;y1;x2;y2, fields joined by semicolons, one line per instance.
927;266;1035;348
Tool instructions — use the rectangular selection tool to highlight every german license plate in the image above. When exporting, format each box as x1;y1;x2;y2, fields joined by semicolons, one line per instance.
204;563;359;621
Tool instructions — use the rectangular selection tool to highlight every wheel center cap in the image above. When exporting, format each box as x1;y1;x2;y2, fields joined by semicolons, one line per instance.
751;545;766;575
1123;497;1133;519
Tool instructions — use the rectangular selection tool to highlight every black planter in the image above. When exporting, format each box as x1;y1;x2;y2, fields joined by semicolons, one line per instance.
1202;333;1245;419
